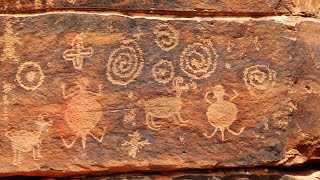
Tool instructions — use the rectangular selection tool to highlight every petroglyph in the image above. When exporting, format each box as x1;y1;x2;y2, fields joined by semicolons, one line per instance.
2;82;15;122
122;131;150;158
154;23;179;51
63;33;94;70
180;40;218;79
139;77;197;131
243;65;277;96
204;85;245;141
16;62;45;91
0;18;22;63
107;40;144;85
123;109;137;126
152;59;175;84
5;114;52;164
61;77;107;149
67;0;77;4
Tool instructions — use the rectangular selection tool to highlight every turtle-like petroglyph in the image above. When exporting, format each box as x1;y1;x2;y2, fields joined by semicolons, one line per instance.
204;85;245;141
180;40;218;79
152;59;175;84
61;77;107;149
107;40;144;85
16;61;45;91
154;23;179;51
5;114;52;164
243;64;277;96
0;18;22;63
63;33;93;70
122;131;150;158
139;77;197;131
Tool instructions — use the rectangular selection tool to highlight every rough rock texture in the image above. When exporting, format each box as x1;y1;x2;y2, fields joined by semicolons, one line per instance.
0;0;320;179
0;0;319;17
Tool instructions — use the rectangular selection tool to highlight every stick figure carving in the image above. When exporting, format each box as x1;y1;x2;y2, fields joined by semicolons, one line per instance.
63;33;93;70
203;85;245;141
139;77;197;131
60;77;106;149
5;114;52;164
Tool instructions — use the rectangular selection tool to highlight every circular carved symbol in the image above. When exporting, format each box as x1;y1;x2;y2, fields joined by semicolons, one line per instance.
152;60;175;84
107;40;144;85
180;41;218;79
16;62;45;91
154;24;179;51
243;64;277;95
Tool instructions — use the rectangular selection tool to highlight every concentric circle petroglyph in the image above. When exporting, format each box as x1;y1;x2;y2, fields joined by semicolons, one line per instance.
152;59;175;84
16;62;45;91
154;24;179;51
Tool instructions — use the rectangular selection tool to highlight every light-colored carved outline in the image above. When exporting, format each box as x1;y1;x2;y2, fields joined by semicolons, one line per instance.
203;85;245;141
60;78;107;149
2;82;15;122
5;114;52;164
123;109;137;126
121;130;150;158
63;33;94;70
180;40;218;79
154;23;179;51
107;40;144;86
16;61;45;91
243;64;277;96
152;59;175;84
139;77;197;131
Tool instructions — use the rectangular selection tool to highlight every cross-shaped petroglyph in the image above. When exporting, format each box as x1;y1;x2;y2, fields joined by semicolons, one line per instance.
6;114;52;164
204;85;245;141
60;77;107;149
63;33;93;70
122;131;150;158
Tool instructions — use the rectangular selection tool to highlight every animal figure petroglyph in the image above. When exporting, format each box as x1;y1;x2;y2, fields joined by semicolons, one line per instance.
5;114;52;164
204;85;245;141
139;77;197;130
61;77;107;149
122;131;150;158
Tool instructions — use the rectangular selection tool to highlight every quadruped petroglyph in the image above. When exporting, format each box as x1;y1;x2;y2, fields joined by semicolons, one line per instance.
243;65;277;96
204;85;245;141
61;77;107;149
139;77;197;131
63;33;94;70
16;62;45;91
6;114;52;164
180;40;218;79
122;131;150;158
107;40;144;86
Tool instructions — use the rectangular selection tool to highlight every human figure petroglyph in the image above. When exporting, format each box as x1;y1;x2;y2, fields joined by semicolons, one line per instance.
152;59;175;84
122;131;150;158
61;77;107;149
139;77;197;131
243;64;277;96
5;114;52;164
204;85;245;141
0;18;22;63
154;23;179;51
107;40;144;85
16;61;45;91
63;33;93;70
180;40;218;79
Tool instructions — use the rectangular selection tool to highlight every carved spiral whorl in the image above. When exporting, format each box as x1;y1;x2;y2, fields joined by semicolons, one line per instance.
107;40;144;85
154;24;179;51
180;41;218;79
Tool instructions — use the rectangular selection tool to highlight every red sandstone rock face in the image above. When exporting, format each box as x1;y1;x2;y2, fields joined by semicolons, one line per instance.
0;0;319;178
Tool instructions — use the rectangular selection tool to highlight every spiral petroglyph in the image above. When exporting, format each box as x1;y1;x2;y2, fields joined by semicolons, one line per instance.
16;62;45;91
154;24;179;51
152;59;175;84
243;64;277;95
180;41;218;79
107;40;144;85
